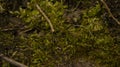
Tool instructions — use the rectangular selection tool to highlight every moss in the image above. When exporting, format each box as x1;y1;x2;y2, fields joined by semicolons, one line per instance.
0;0;120;67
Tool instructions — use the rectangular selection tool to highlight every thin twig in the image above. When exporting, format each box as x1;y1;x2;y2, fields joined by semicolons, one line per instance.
35;4;55;32
0;54;27;67
101;0;120;25
72;1;81;11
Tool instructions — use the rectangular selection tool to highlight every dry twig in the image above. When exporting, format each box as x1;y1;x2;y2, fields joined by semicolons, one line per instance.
35;4;55;32
0;54;27;67
101;0;120;25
